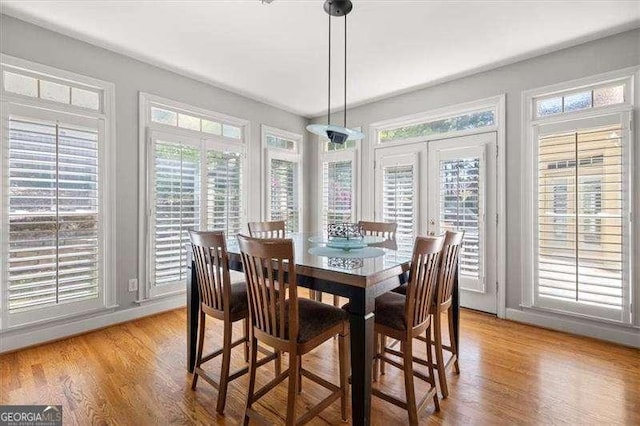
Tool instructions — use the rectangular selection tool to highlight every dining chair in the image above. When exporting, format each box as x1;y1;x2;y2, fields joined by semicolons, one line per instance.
189;230;277;415
389;230;464;398
358;220;398;240
238;234;350;425
248;220;286;238
368;235;443;424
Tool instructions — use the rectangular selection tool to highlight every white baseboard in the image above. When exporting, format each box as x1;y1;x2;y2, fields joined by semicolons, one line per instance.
506;308;640;348
0;295;186;353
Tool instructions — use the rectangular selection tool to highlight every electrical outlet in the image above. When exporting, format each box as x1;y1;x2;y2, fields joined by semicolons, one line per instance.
128;278;138;292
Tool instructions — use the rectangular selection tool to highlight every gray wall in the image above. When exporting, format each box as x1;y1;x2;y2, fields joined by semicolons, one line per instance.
0;14;309;312
309;28;640;311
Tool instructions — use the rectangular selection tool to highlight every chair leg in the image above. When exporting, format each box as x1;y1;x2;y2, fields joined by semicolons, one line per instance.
286;352;299;426
275;351;282;376
216;319;233;414
338;333;349;422
333;294;340;307
373;332;379;382
425;325;440;412
402;339;418;425
380;335;386;375
243;336;258;426
433;312;449;399
243;318;249;363
297;355;302;394
191;310;205;390
447;307;460;374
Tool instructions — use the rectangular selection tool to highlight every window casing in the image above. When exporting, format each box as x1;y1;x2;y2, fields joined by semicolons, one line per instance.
141;93;248;299
1;55;116;329
262;126;303;233
523;71;635;324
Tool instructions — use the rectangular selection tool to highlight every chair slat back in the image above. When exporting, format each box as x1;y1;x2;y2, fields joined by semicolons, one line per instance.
237;234;297;342
189;231;231;312
405;236;444;330
358;221;397;240
436;230;465;306
248;221;286;239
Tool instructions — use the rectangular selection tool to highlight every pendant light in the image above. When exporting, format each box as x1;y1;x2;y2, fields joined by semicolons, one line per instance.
307;0;364;144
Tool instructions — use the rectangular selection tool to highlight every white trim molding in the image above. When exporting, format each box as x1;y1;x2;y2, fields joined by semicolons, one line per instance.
0;296;185;353
506;308;640;349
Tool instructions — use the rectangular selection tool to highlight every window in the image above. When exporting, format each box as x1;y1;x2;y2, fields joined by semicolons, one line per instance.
381;163;415;255
319;135;358;232
150;104;242;139
152;140;201;287
535;84;625;118
1;55;115;328
322;159;354;229
379;109;495;143
3;69;101;111
263;126;303;233
141;93;248;298
524;71;634;324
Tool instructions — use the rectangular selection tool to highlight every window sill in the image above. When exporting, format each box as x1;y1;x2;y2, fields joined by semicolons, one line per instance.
135;289;186;306
1;304;119;334
518;304;636;329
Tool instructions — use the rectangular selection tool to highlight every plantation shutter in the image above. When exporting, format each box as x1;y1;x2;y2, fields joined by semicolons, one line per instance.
536;118;625;318
8;116;100;313
438;152;485;291
153;140;200;287
207;150;243;236
322;159;353;230
382;164;415;254
270;158;298;233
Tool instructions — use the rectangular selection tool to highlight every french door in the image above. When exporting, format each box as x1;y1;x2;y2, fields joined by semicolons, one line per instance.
374;132;497;314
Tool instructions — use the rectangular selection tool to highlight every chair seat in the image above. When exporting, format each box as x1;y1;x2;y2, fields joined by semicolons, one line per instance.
392;284;408;295
374;292;407;331
343;291;407;331
284;299;348;343
228;282;249;314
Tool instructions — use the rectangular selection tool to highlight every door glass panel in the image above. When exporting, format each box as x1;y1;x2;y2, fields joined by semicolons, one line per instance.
439;156;483;288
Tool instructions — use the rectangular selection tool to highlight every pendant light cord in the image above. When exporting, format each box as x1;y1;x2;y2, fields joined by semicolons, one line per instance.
344;13;347;127
328;11;331;126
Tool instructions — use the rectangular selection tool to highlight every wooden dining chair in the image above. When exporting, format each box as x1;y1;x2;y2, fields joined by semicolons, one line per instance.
248;220;286;238
189;231;277;415
237;234;350;425
358;220;397;240
370;235;443;424
388;230;464;398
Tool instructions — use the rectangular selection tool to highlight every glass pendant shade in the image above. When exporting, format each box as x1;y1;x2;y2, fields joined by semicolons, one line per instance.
307;123;365;143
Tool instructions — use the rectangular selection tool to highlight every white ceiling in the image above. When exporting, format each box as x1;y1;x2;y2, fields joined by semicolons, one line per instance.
2;1;639;118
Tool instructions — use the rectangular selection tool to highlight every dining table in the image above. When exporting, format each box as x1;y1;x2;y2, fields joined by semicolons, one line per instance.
186;232;459;426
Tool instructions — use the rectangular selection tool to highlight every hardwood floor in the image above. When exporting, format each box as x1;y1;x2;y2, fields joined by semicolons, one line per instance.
2;298;639;425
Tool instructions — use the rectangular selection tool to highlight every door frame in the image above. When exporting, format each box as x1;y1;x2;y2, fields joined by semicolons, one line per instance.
366;95;506;318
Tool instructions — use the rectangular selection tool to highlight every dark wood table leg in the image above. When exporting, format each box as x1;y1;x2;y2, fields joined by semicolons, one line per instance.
187;255;199;373
347;288;374;426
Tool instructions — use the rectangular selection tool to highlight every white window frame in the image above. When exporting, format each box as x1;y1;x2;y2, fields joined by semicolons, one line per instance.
261;125;303;232
139;92;249;301
0;55;116;330
522;67;638;326
317;130;361;233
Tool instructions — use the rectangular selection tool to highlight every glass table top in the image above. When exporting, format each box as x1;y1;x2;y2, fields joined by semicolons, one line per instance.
226;232;413;277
